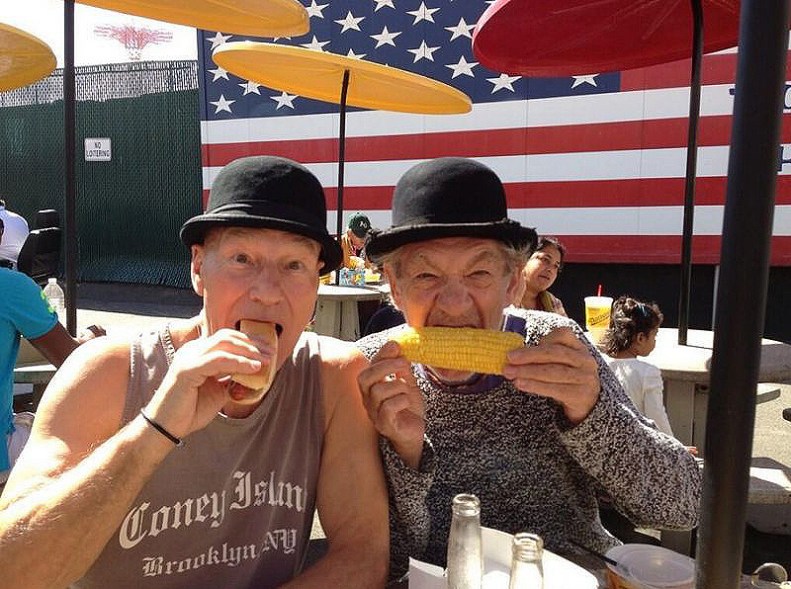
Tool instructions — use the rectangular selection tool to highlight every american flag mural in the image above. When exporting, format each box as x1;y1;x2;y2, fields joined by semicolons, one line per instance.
197;0;791;265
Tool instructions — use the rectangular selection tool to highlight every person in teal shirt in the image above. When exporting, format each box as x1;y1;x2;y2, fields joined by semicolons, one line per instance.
0;218;85;483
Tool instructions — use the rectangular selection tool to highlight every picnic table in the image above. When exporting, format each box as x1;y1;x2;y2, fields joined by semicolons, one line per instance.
638;328;791;555
645;328;791;453
313;284;385;341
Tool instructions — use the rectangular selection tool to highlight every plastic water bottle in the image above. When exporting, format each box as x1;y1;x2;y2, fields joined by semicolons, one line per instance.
43;277;66;324
446;493;483;589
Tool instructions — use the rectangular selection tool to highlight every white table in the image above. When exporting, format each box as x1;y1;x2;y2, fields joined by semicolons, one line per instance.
13;362;56;410
314;284;384;341
640;328;791;555
645;328;791;453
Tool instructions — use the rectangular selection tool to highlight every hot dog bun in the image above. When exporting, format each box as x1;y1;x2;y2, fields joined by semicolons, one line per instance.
231;320;278;395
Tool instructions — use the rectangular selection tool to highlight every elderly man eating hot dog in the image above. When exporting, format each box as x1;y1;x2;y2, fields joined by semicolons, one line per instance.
0;156;389;588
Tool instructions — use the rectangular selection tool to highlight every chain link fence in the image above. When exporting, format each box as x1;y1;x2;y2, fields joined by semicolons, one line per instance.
0;60;202;288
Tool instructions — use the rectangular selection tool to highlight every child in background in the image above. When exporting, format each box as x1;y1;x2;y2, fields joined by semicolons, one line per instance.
603;296;675;437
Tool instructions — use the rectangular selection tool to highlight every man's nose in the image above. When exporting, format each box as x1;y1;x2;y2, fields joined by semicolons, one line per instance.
249;266;284;304
436;278;471;311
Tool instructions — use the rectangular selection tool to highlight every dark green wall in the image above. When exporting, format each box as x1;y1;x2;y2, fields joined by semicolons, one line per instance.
0;86;202;288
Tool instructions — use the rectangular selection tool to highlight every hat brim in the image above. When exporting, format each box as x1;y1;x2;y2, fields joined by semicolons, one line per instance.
366;220;537;262
180;213;343;275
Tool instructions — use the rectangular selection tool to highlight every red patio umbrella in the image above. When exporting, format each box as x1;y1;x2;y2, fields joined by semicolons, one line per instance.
472;0;739;76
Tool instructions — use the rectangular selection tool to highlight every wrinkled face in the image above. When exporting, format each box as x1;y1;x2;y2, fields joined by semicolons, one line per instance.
523;244;562;294
191;227;323;368
387;237;520;380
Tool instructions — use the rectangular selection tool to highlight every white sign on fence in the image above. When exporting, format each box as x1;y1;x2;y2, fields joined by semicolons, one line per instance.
85;138;111;161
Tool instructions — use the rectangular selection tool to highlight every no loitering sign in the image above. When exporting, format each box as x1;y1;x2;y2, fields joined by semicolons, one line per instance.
85;138;112;161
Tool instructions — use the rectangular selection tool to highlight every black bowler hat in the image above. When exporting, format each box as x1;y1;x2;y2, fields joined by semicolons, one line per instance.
180;156;342;274
365;157;537;260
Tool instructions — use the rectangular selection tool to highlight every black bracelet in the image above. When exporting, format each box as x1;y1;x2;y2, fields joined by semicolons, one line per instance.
139;409;183;447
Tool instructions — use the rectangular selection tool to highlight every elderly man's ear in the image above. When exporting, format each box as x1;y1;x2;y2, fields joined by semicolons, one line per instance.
191;245;205;296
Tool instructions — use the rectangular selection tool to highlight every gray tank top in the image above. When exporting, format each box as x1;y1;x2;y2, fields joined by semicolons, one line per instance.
74;326;325;589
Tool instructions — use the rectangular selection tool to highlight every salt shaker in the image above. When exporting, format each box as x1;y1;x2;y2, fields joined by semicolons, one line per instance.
508;532;544;589
446;493;483;589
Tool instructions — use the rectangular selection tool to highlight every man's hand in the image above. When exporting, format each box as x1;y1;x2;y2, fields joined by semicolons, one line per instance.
144;329;266;439
502;327;600;424
357;341;425;469
77;324;106;343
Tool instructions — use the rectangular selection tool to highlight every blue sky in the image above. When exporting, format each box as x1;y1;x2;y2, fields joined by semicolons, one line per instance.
1;0;198;66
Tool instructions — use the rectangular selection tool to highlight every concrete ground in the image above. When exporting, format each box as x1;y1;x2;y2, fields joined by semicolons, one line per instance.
47;283;791;575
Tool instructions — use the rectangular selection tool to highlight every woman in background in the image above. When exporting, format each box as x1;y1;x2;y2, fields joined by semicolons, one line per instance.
515;235;567;316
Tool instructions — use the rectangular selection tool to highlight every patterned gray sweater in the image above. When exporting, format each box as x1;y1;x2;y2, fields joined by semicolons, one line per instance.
356;310;701;578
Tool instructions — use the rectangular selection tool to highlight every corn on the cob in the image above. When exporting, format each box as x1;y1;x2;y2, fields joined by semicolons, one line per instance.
391;326;523;375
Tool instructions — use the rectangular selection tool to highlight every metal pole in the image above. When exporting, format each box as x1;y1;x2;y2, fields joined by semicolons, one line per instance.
64;0;77;336
678;0;703;346
695;1;789;587
334;68;350;286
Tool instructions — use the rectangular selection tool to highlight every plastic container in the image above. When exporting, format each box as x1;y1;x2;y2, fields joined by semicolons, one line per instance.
605;544;695;589
42;277;65;324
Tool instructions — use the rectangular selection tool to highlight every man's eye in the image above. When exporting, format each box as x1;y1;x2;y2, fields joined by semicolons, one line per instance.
287;260;305;271
233;253;251;264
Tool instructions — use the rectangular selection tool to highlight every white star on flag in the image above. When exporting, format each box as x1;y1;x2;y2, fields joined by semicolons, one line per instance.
305;0;329;18
408;40;440;63
446;55;477;79
302;36;330;51
407;2;440;24
208;66;229;82
371;26;401;48
488;73;520;93
335;11;365;33
445;17;475;41
271;92;297;110
373;0;395;11
346;48;366;59
239;81;261;96
571;74;599;88
210;94;235;114
206;32;232;50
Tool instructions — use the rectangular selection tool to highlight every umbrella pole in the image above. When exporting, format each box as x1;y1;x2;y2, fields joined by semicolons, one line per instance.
64;0;77;336
678;0;703;346
695;1;789;587
334;68;350;286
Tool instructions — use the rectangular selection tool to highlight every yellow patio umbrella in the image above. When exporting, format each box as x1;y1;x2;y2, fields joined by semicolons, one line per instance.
76;0;309;38
212;42;471;282
213;42;472;114
0;23;56;92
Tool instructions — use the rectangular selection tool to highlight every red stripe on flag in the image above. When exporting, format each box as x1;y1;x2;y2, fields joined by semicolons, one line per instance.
559;235;791;266
200;118;707;166
621;51;791;92
202;176;791;211
202;114;791;168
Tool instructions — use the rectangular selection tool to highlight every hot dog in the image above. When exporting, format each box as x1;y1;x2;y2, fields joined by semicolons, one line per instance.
231;319;278;403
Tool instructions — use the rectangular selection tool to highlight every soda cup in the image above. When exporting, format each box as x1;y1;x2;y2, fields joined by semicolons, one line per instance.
584;296;613;345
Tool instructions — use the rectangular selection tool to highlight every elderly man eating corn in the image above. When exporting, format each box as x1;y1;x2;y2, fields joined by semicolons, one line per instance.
355;157;702;579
